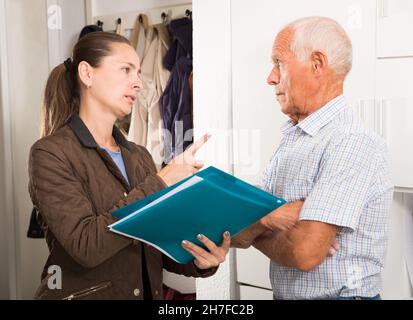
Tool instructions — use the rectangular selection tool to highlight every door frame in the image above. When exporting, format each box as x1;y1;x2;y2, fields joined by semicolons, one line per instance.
0;0;18;300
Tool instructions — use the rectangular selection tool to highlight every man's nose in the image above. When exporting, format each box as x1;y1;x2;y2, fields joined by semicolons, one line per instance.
267;67;280;85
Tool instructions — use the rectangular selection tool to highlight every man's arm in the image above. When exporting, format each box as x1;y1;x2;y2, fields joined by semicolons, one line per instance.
253;220;339;272
231;200;304;249
231;222;267;249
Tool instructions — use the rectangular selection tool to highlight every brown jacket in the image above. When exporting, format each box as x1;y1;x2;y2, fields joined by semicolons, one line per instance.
28;115;216;300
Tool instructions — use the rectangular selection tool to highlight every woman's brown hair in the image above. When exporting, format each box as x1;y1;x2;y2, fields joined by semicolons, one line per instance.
41;32;131;137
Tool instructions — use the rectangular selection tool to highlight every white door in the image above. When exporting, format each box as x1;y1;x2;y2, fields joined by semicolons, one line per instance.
376;58;413;189
376;0;413;58
236;247;271;290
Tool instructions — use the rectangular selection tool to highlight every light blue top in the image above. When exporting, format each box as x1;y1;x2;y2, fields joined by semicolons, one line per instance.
261;95;394;299
101;146;130;187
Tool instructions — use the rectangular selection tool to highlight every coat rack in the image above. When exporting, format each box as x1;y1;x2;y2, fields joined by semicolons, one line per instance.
89;3;192;33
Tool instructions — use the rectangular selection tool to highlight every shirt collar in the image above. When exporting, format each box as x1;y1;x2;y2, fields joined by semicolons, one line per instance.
68;114;131;151
281;95;347;137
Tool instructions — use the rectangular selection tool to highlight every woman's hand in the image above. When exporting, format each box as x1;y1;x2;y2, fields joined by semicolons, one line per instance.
157;134;210;186
182;231;231;269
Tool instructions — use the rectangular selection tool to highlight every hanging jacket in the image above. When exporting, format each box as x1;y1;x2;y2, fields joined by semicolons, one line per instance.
160;18;193;164
128;24;171;170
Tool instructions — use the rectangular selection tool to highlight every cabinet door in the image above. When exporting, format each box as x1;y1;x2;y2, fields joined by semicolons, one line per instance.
236;247;272;290
239;284;273;300
376;58;413;188
377;0;413;58
231;0;376;184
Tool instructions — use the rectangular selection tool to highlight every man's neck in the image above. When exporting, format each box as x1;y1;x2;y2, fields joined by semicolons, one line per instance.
295;82;343;123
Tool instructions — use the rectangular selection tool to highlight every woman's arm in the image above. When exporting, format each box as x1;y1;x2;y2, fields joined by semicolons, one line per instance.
29;145;165;269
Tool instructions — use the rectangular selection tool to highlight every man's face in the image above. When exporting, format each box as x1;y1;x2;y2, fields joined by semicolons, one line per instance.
267;29;316;121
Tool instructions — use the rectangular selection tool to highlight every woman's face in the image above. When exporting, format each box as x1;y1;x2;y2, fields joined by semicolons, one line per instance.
87;42;143;119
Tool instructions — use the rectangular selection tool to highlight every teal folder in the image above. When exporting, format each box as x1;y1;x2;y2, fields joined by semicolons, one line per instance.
109;166;286;264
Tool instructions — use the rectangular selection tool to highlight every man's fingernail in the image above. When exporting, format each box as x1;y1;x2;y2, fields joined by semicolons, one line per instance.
182;240;188;245
224;231;230;237
197;234;203;240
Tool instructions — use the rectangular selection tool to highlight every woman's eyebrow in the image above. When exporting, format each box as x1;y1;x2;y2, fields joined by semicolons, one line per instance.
121;61;137;69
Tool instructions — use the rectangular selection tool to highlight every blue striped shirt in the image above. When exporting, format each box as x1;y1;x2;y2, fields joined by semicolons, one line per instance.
261;95;394;299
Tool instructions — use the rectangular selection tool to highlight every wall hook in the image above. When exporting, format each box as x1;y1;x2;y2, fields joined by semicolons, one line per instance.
185;9;192;20
161;12;168;23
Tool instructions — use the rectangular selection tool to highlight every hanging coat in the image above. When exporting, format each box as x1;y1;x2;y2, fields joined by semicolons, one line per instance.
160;18;193;164
128;24;171;170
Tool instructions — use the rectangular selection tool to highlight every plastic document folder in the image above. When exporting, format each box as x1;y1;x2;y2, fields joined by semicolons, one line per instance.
109;166;286;264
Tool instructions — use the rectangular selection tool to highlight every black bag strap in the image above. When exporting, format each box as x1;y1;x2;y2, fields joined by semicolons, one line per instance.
27;207;44;239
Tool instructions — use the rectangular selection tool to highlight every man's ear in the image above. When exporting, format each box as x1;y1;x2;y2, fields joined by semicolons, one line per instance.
310;51;328;76
77;61;94;88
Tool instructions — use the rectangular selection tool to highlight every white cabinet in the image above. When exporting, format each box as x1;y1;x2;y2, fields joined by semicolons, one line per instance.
239;284;273;300
376;0;413;58
376;58;413;188
236;247;271;290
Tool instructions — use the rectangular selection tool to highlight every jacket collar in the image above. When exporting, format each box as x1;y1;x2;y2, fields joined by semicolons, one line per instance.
68;114;131;151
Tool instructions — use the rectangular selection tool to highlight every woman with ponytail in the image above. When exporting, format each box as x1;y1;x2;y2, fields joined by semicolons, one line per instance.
28;32;230;300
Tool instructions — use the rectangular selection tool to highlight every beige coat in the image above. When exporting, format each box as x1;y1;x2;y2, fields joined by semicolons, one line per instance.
128;24;170;170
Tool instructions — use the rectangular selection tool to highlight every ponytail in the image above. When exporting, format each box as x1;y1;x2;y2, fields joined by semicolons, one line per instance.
41;61;79;137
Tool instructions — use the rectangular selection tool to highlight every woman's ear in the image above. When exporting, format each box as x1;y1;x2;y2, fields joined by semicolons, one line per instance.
311;51;328;76
78;61;94;88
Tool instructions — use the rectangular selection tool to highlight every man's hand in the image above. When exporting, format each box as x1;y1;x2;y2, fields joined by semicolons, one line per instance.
158;134;210;186
260;200;304;232
328;239;340;257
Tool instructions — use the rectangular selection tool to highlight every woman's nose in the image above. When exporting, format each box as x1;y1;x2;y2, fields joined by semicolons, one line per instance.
132;76;143;90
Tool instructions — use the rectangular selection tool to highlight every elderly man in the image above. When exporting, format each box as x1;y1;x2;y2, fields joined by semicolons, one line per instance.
232;16;393;300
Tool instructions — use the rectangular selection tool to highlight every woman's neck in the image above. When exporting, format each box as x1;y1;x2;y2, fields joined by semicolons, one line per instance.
79;104;118;151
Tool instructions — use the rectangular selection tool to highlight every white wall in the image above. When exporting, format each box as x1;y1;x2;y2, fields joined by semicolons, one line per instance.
0;0;11;299
2;0;50;299
195;0;413;300
193;0;236;300
0;0;13;298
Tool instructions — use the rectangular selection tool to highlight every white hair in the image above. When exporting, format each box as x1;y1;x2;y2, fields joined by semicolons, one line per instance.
286;16;353;78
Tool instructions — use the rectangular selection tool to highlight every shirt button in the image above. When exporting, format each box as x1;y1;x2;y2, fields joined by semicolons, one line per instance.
133;288;140;296
123;192;128;197
155;290;159;296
